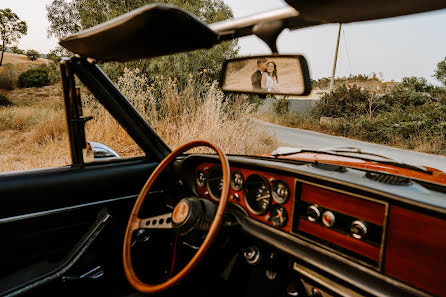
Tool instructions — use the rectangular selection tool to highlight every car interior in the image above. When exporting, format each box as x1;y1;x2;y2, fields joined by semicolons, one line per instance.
0;1;445;297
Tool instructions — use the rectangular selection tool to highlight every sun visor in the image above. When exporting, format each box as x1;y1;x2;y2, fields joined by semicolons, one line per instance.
59;4;219;62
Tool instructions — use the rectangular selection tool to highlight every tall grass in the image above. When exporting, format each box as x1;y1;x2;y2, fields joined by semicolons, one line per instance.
0;68;278;172
103;68;278;154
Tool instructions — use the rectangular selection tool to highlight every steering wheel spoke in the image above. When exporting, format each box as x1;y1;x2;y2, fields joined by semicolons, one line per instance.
140;213;173;229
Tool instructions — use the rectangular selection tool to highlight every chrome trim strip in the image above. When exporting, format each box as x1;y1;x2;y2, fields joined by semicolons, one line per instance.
209;6;299;33
0;194;138;224
293;262;364;297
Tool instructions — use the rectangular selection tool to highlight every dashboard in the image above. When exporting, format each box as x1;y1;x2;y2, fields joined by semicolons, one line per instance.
186;157;446;297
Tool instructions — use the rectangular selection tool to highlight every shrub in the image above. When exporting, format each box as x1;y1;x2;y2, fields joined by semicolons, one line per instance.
18;68;50;88
9;46;24;55
26;49;40;61
273;98;290;115
0;94;12;107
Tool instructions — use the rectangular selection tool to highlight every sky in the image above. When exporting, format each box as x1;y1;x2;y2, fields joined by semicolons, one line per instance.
1;0;446;83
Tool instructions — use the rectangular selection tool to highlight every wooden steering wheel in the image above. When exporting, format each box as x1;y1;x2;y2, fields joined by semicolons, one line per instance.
123;140;230;293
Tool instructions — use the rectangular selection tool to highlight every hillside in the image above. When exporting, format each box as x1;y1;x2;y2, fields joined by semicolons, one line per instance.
0;52;49;89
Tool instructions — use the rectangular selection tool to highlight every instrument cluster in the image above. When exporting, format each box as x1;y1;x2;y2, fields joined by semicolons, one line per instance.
195;163;295;231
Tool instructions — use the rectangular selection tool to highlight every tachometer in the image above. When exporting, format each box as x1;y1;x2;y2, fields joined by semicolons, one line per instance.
207;166;223;200
244;174;271;215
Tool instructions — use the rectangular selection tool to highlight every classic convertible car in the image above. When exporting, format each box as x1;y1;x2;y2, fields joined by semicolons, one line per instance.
1;1;445;297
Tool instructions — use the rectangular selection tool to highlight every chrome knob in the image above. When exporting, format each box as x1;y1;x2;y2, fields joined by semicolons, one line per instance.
322;211;335;227
306;205;321;222
350;220;368;239
243;246;261;265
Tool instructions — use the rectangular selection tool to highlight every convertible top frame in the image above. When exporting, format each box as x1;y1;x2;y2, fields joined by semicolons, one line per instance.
60;57;171;166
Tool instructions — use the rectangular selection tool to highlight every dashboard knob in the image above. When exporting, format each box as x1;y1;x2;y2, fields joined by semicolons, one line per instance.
243;246;261;265
306;205;321;222
322;211;335;227
350;220;368;239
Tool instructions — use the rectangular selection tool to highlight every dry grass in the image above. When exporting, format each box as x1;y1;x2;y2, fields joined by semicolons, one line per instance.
0;85;70;172
0;53;49;89
0;52;48;70
112;69;279;155
0;69;278;173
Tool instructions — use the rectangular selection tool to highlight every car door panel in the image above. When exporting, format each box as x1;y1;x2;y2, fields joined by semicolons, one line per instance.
0;159;158;296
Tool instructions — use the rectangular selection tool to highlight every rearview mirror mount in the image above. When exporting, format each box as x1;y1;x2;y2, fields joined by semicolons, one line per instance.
220;55;311;96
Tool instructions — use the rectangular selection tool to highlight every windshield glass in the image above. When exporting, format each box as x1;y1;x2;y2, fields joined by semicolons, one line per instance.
112;4;446;171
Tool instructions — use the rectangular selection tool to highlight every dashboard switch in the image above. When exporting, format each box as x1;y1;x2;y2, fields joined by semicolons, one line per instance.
350;220;368;239
306;205;321;222
322;211;335;227
243;246;261;265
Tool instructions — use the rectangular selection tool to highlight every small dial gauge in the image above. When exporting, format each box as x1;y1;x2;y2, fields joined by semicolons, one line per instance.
231;171;244;191
196;170;207;188
207;166;223;200
272;180;290;204
270;204;288;228
244;174;271;215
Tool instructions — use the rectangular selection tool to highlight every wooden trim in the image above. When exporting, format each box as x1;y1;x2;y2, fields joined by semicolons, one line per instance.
301;184;385;226
298;219;380;261
196;163;295;233
384;206;446;297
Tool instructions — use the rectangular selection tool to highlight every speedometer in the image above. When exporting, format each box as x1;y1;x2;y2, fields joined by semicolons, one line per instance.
244;174;271;215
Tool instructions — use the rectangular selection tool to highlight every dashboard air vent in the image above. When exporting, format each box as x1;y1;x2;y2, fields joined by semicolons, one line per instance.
365;172;411;185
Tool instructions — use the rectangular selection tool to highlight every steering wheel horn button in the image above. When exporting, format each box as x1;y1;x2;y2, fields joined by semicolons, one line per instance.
172;200;190;225
322;211;335;227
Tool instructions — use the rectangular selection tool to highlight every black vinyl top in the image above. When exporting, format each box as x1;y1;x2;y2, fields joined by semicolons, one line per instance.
59;4;219;62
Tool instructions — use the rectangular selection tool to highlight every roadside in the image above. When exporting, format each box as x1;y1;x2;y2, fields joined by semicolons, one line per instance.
256;119;446;172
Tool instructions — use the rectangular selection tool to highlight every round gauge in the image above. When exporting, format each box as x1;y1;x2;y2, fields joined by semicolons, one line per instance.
272;180;290;204
231;171;244;191
196;170;207;188
207;166;223;200
270;204;288;228
244;174;271;215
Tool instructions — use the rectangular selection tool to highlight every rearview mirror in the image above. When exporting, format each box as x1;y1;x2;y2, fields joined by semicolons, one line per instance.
220;55;311;96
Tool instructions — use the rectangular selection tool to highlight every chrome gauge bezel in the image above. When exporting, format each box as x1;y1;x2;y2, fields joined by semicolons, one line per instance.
244;174;272;215
272;180;290;204
196;170;207;188
231;171;244;191
270;204;289;228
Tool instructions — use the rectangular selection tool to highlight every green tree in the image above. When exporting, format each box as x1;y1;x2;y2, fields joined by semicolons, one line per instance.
0;8;27;66
46;0;238;85
26;49;40;61
434;58;446;87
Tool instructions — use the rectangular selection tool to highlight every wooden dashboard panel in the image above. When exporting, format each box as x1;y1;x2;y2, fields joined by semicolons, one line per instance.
301;184;386;226
298;219;381;261
384;206;446;297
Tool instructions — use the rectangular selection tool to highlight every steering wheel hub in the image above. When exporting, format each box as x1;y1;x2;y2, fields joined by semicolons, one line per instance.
172;200;190;225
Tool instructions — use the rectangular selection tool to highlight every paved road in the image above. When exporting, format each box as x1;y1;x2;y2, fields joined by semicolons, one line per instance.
258;120;446;172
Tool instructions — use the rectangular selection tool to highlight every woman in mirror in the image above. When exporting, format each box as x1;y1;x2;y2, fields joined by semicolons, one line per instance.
261;61;279;91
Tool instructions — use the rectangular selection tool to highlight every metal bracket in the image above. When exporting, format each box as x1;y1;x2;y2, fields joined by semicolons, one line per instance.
252;20;285;53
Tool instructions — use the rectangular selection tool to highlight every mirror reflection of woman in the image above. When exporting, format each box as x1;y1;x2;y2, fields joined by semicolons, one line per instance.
261;61;279;91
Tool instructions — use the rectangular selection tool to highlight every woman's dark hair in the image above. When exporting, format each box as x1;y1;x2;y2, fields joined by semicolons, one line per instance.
267;61;278;83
